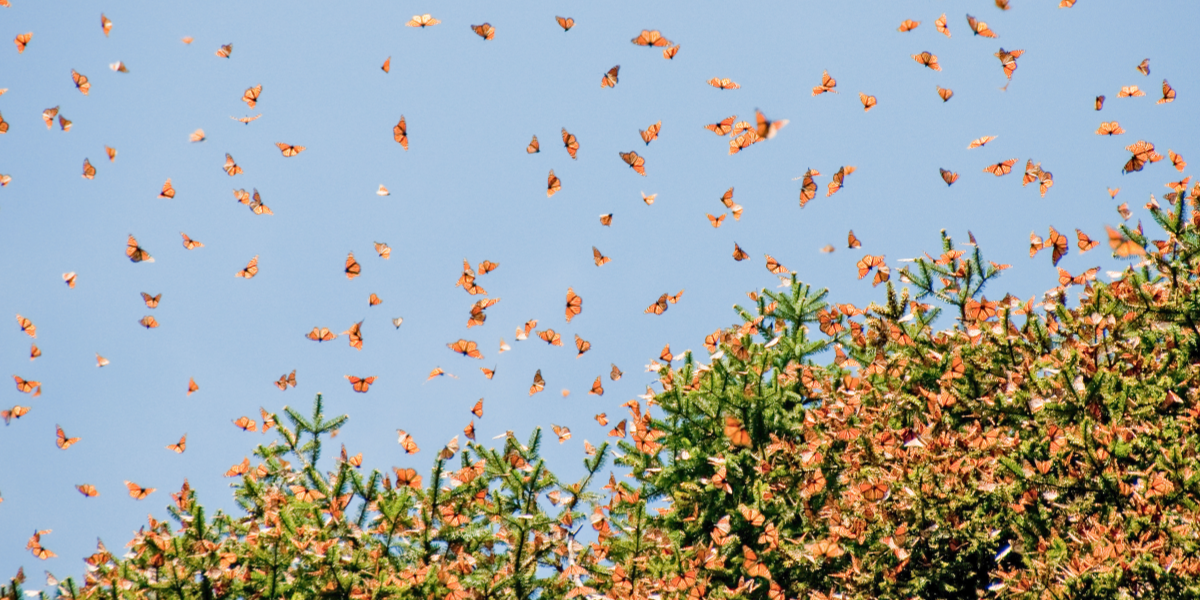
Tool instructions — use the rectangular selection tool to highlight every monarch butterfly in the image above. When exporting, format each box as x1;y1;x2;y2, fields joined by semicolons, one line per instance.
765;255;788;274
14;32;31;53
1056;267;1098;287
396;431;421;455
76;484;99;497
593;246;611;266
859;92;877;111
1038;170;1054;198
632;29;671;47
609;419;628;438
101;13;112;36
939;168;959;186
705;115;736;136
180;232;203;250
526;135;540;153
611;363;624;381
393;467;421;489
248;189;272;215
190;129;206;142
620;151;646;175
96;354;109;367
707;213;726;227
1136;58;1150;76
645;294;669;314
156;178;176;199
272;369;297;391
848;230;862;248
406;14;440;27
1158;80;1176;104
0;173;9;187
812;70;837;96
1096;121;1124;135
754;109;788;140
1040;226;1069;265
912;51;941;71
138;315;159;329
276;142;305;157
29;343;39;360
934;13;950;36
231;416;258;433
232;114;261;124
306;328;336;343
58;114;72;132
345;375;377;393
368;293;382;306
561;128;579;159
728;131;759;155
242;84;262;108
1022;160;1041;186
967;135;996;149
215;43;232;58
547;169;561;197
16;314;35;338
640;121;661;145
641;191;657;205
529;369;545;395
344;320;364;350
1;405;30;424
796;169;820;207
729;243;748;262
125;235;153;263
724;416;751;447
856;254;886;279
551;424;571;443
71;70;90;95
381;56;390;73
898;19;920;32
187;378;198;396
375;184;390;196
13;375;40;396
235;255;259;278
0;112;7;134
42;106;58;129
937;86;954;102
1168;150;1186;172
448;339;483;359
966;14;997;37
1105;225;1146;257
56;425;80;450
826;166;855;197
471;23;495;40
82;158;96;179
1117;85;1144;98
481;366;495;379
392;317;405;329
601;65;620;88
141;292;161;308
574;334;591;357
663;44;679;59
995;48;1024;81
223;153;242;176
1076;229;1099;252
345;252;361;279
27;532;56;560
393;116;408;149
708;77;740;90
556;16;574;31
470;399;485;418
588;376;604;396
537;329;563;346
983;159;1017;176
600;213;612;226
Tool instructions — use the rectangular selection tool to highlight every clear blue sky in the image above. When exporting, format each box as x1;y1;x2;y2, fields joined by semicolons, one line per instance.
1;0;1197;574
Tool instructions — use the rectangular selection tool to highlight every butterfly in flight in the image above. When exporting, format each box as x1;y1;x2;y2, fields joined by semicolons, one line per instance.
393;116;408;150
632;29;671;46
706;115;736;136
76;484;99;497
449;339;484;359
640;121;661;145
663;45;679;59
381;57;390;73
707;213;726;228
732;243;749;261
1096;121;1124;135
215;43;232;58
236;256;259;278
56;425;80;449
1136;58;1150;76
101;14;112;36
242;84;262;108
859;93;877;112
848;230;863;248
1117;85;1145;98
529;370;545;395
812;70;837;95
276;143;305;157
967;135;997;149
547;169;561;197
898;19;920;32
125;481;155;500
406;14;440;27
232;114;262;124
141;292;161;308
562;128;579;159
82;158;96;179
966;14;998;37
912;52;941;71
826;166;855;197
984;159;1017;176
344;320;364;350
126;235;153;263
601;65;620;88
1158;80;1176;104
937;86;954;102
708;77;740;90
275;370;297;390
14;32;31;53
797;169;820;207
345;252;361;279
556;16;574;31
62;272;77;287
935;13;951;37
620;151;646;176
939;169;959;186
71;70;90;95
223;154;243;176
345;375;377;393
526;135;540;153
187;378;198;396
471;23;495;40
592;246;611;266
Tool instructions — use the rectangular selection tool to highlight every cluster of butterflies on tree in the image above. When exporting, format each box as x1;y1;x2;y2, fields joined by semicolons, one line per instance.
0;0;1190;566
